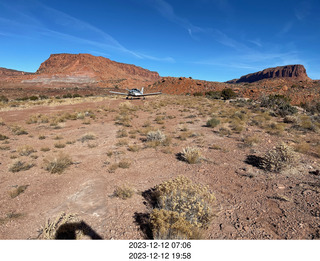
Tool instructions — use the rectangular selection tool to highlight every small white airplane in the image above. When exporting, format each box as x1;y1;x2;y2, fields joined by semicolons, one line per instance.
110;87;161;99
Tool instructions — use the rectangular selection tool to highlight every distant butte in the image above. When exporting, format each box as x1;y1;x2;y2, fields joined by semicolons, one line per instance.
227;64;311;83
30;53;161;88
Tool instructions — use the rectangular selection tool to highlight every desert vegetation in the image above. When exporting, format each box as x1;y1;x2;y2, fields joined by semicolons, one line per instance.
149;176;215;239
1;93;320;240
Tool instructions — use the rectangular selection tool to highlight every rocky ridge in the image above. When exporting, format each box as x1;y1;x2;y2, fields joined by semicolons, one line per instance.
228;64;311;83
33;53;160;88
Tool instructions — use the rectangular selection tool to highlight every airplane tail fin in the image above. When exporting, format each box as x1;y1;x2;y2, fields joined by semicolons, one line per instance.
141;87;144;94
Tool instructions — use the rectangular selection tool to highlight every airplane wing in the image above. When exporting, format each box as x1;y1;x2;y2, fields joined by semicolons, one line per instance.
109;91;128;95
140;92;162;96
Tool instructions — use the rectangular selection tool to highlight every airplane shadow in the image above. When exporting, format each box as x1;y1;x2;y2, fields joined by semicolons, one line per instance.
125;97;145;100
55;221;102;240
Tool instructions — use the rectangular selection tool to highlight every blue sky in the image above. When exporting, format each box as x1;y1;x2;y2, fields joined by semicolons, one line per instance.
0;0;319;81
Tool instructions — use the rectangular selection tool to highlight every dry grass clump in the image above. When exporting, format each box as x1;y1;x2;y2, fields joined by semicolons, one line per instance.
10;125;28;135
147;130;166;142
146;130;171;148
116;129;128;138
179;147;202;164
44;153;72;174
0;212;24;225
242;135;260;147
142;121;151;127
26;113;49;124
0;134;9;140
266;122;286;136
116;138;129;147
177;131;193;141
40;147;50;152
18;145;36;156
38;212;82;240
9;160;34;172
218;127;232;136
113;185;135;200
9;185;29;198
53;135;63;140
115;113;132;127
293;141;310;155
79;133;96;142
119;101;136;112
155;115;165;124
108;163;119;173
261;143;297;172
118;159;131;169
296;115;318;132
283;115;300;124
54;142;66;149
230;120;244;133
150;176;215;239
0;145;10;150
127;144;141;152
206;117;220;128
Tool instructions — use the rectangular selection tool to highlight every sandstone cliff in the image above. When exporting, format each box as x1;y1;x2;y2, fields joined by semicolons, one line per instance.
228;65;311;83
33;53;160;87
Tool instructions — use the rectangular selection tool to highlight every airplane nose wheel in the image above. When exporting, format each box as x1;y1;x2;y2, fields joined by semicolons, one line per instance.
126;97;128;100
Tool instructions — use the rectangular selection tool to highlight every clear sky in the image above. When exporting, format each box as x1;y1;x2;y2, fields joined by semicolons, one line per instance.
0;0;319;82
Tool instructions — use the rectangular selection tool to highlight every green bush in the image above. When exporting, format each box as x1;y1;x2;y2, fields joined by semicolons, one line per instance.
29;96;39;101
206;117;220;128
72;93;82;98
205;91;222;99
221;88;236;100
260;94;297;117
193;92;203;97
62;93;73;99
0;95;9;103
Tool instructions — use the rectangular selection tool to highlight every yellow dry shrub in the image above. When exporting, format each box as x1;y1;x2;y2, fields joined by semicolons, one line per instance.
150;209;202;240
180;147;202;164
150;176;215;239
261;143;297;172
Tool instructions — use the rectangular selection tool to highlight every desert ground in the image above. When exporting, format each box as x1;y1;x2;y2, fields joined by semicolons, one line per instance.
0;94;320;240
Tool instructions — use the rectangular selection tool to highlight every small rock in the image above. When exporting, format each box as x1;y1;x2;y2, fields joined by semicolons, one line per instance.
277;184;285;190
